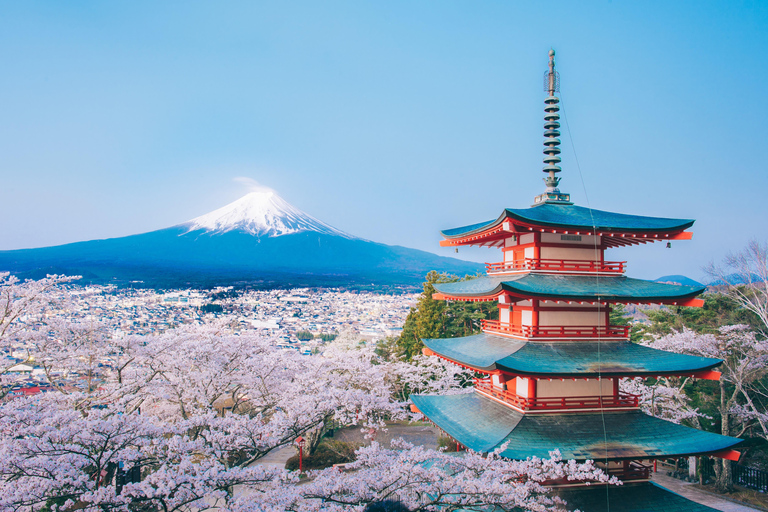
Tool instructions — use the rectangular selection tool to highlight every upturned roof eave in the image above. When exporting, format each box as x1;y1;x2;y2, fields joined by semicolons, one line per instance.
504;207;696;233
422;335;723;378
432;276;706;303
440;205;695;241
411;393;743;462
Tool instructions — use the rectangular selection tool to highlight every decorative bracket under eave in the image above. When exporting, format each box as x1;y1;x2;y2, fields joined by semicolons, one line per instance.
710;449;741;462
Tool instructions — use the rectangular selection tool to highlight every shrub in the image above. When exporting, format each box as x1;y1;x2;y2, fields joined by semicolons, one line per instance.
285;440;361;471
437;436;458;452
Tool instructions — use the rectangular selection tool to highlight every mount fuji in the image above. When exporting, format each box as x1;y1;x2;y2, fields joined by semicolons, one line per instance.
184;190;354;239
0;190;482;289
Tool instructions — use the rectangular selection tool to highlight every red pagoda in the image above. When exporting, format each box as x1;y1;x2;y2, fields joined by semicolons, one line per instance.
411;50;743;511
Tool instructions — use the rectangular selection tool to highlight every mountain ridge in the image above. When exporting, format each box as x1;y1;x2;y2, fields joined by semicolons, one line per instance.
0;191;482;289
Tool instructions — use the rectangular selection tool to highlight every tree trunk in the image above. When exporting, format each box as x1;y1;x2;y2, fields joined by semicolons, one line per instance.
304;419;329;456
715;378;734;493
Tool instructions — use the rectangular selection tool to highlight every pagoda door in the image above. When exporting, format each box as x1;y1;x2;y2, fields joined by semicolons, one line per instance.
514;249;525;269
511;308;522;328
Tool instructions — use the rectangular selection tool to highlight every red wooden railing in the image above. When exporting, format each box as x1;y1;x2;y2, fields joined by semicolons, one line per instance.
474;379;639;411
481;319;630;338
606;462;652;481
485;259;626;274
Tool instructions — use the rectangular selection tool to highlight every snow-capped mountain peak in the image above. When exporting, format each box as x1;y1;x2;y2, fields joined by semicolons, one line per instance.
183;189;354;238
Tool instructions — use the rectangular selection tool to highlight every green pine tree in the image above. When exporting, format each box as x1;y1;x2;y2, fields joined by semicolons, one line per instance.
397;271;496;360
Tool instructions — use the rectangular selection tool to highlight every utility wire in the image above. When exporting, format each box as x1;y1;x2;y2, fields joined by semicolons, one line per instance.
560;91;612;512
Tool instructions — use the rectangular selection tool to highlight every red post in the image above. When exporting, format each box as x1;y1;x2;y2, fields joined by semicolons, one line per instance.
296;436;306;473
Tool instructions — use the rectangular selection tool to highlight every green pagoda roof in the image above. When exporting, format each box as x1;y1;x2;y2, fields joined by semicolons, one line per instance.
411;393;741;461
441;203;694;239
423;333;721;377
433;274;705;302
555;482;720;512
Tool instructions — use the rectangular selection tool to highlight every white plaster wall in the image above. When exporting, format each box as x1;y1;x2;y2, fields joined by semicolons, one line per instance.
499;308;510;323
537;378;613;398
539;310;605;326
521;310;533;326
524;247;535;258
520;234;535;245
516;377;530;398
540;247;601;261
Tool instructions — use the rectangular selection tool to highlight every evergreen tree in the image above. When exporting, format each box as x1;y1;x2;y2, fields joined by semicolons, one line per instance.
641;293;762;338
397;271;496;360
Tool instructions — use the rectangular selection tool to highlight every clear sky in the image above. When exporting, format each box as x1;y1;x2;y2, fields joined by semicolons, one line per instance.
1;1;766;282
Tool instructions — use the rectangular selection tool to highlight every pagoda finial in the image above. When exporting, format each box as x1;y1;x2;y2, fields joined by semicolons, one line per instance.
534;49;572;206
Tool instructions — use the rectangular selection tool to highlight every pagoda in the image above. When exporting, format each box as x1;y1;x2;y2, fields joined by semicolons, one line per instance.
410;50;743;511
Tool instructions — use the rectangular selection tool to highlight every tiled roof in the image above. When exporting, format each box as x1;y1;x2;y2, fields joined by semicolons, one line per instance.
555;482;720;512
433;274;705;301
411;392;741;461
423;333;721;376
442;203;694;238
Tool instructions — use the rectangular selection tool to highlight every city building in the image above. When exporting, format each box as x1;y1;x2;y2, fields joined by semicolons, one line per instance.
411;50;742;511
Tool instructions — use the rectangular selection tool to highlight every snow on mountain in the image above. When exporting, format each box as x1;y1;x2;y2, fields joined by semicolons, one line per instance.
182;189;355;239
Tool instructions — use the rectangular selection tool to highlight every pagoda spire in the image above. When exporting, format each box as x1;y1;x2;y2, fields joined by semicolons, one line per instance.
533;49;572;206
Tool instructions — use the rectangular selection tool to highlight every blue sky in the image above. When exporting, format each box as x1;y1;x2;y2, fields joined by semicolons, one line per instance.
1;1;766;281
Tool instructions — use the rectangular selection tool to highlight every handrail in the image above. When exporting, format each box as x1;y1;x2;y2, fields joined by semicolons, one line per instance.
474;379;639;411
485;259;626;274
606;462;652;480
482;319;630;338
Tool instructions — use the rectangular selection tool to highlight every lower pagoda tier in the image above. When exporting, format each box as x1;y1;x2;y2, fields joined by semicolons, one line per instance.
555;482;720;512
411;392;742;461
422;333;722;378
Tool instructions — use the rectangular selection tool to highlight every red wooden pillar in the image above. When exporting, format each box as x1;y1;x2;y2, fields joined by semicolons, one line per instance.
527;378;537;400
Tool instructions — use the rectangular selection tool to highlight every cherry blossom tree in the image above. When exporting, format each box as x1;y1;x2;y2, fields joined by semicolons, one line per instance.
0;275;613;511
707;240;768;337
642;325;768;491
620;376;706;426
0;273;78;396
387;353;473;404
267;440;615;512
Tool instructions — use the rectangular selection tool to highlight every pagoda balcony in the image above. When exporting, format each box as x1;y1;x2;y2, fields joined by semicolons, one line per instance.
605;461;653;481
481;319;630;339
485;258;626;274
475;378;639;412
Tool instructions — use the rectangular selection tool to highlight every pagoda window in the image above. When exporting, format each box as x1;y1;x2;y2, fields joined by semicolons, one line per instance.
540;233;600;246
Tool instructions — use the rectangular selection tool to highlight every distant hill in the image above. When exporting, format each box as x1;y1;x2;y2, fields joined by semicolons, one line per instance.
653;275;704;287
0;190;482;290
707;273;764;286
